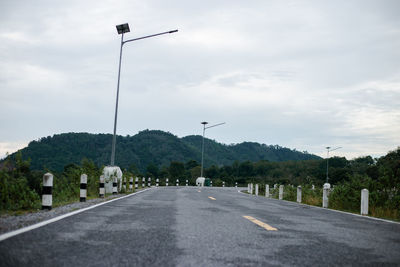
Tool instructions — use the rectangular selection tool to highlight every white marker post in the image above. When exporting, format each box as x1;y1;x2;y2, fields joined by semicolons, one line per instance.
297;186;302;203
255;184;259;196
142;177;145;188
361;189;369;215
210;180;213;187
235;182;237;188
148;177;151;187
42;173;53;210
99;175;105;198
323;183;330;208
156;178;159;187
80;174;87;202
265;184;269;198
129;177;133;191
135;177;138;190
176;179;179;187
123;177;126;191
250;183;253;195
112;177;118;195
223;181;225;187
279;185;284;200
166;178;169;187
186;180;188;186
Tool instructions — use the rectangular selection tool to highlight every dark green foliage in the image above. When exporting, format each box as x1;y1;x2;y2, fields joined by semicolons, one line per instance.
5;130;320;173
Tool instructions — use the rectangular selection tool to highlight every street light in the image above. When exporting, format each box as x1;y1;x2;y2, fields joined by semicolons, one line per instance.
325;146;342;183
200;122;225;177
110;23;178;166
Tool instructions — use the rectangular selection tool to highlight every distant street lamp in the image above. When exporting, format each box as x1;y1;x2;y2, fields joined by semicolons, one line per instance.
110;23;178;166
200;122;225;177
325;146;342;183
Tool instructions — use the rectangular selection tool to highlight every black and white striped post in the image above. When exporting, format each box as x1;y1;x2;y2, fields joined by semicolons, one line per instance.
176;179;179;187
186;180;188;186
156;178;159;187
210;180;213;187
80;174;87;202
235;182;237;188
142;177;145;188
129;177;133;191
123;177;126;191
166;178;169;187
222;181;225;187
135;177;138;190
99;175;105;198
42;173;53;210
112;177;118;195
148;177;151;187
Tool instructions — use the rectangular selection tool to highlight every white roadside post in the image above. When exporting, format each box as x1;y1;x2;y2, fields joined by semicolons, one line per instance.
123;177;126;191
112;177;118;195
323;183;331;208
250;183;253;195
176;179;179;187
255;184;259;196
297;186;302;203
235;182;238;188
99;175;105;198
248;184;250;193
80;174;87;202
186;180;188;186
312;184;315;190
148;177;151;187
222;181;225;187
166;178;169;187
361;189;369;215
279;185;284;200
265;184;269;198
135;177;138;189
119;177;122;192
210;180;213;187
42;173;53;210
142;177;145;188
156;178;159;187
129;177;133;191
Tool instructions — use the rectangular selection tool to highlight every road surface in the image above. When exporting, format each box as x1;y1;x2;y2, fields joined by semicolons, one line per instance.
1;187;399;266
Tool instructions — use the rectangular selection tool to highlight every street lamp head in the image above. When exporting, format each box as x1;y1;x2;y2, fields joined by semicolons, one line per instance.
201;122;208;125
326;146;331;150
116;23;130;34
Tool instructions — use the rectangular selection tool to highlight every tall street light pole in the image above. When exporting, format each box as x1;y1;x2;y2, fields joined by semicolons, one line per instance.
326;146;342;183
110;23;178;166
200;122;225;177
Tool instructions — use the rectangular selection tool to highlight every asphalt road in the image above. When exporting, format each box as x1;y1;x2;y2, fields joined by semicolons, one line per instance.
0;187;399;266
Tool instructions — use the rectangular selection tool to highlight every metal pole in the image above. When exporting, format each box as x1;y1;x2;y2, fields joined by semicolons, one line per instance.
200;123;206;177
111;33;124;166
326;148;329;183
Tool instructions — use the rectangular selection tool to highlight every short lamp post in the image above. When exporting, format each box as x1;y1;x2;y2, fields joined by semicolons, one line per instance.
200;122;225;177
110;23;178;166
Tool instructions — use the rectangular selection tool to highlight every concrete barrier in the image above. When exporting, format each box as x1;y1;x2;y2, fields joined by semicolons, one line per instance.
129;177;133;191
279;185;284;200
112;178;118;195
80;174;87;202
265;184;269;198
323;183;331;208
99;175;105;198
42;173;53;210
297;186;302;203
361;189;369;215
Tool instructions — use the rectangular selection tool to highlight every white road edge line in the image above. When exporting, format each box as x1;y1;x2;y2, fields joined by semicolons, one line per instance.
0;188;151;242
237;190;400;225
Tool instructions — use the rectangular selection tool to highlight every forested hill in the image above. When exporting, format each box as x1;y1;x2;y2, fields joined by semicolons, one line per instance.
8;130;320;172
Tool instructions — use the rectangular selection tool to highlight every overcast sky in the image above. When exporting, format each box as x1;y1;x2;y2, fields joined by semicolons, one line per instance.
1;0;399;160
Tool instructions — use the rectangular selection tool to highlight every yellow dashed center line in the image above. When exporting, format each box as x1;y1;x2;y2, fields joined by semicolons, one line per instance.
243;215;278;231
208;196;216;200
